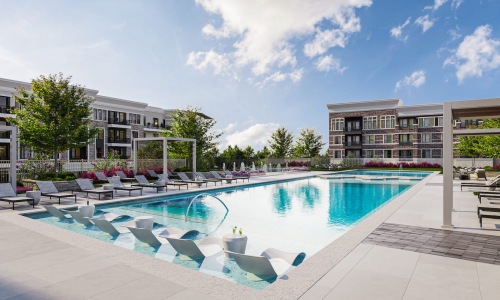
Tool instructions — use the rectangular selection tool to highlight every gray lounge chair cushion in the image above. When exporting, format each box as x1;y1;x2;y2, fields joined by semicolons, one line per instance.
107;176;125;187
94;172;108;181
134;175;151;185
147;170;159;178
0;183;17;197
75;178;96;191
114;171;128;179
36;181;59;194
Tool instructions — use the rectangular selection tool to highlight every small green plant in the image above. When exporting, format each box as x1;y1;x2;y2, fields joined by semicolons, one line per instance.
91;151;128;171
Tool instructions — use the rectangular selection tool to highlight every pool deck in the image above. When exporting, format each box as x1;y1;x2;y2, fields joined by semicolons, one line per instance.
1;172;499;299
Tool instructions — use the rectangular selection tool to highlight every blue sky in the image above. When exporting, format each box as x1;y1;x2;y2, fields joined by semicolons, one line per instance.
0;0;499;151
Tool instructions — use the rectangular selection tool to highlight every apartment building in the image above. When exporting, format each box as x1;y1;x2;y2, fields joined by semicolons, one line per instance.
0;77;181;160
327;99;446;162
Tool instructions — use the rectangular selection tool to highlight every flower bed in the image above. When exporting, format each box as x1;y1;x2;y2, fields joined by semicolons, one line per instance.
364;161;442;168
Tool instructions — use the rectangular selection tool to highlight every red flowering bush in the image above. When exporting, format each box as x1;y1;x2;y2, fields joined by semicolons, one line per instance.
363;161;441;168
82;166;135;182
493;164;500;171
16;186;33;193
287;161;310;167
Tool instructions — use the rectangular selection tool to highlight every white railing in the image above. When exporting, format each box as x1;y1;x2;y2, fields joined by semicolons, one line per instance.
330;157;495;168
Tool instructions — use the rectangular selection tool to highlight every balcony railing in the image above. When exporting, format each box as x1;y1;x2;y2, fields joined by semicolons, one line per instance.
0;106;11;114
108;118;130;125
145;123;169;130
0;132;10;139
345;141;362;146
399;141;413;146
344;127;361;132
108;138;131;144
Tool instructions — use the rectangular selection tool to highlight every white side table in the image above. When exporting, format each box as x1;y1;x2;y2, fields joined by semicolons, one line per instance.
134;216;154;230
26;191;41;205
223;234;248;257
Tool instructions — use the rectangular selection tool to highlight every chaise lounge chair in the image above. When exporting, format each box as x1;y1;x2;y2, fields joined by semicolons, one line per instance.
226;248;306;280
0;183;35;210
126;223;199;247
223;170;250;183
75;178;114;200
132;175;168;193
36;181;77;205
107;177;143;196
44;205;70;219
176;172;208;188
94;171;109;183
209;171;237;184
147;169;159;179
114;171;137;183
63;204;124;227
157;174;189;190
165;236;223;260
461;175;500;191
195;172;222;185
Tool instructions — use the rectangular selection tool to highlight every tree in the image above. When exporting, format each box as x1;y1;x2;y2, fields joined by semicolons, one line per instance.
479;119;500;158
255;146;271;160
8;74;97;173
268;127;294;158
293;128;325;158
163;106;222;170
242;146;255;161
137;141;163;159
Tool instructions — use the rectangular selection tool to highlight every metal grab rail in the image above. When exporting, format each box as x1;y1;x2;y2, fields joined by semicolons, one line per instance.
184;193;229;222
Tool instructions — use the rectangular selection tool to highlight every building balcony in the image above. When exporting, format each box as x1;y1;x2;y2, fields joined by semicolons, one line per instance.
0;132;10;139
108;138;131;144
344;141;362;149
344;127;362;134
0;106;11;114
144;123;170;131
108;118;130;125
399;141;413;146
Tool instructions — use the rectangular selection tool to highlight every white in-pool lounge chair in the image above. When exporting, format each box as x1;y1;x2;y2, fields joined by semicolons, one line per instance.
226;248;306;280
0;183;35;210
165;236;223;260
43;205;70;219
126;224;199;247
62;205;124;227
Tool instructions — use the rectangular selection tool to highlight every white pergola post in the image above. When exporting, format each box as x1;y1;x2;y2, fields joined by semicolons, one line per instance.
192;141;196;173
1;126;17;191
163;138;168;176
442;102;454;228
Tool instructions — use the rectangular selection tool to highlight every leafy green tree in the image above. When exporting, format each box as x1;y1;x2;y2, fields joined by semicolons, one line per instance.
163;106;222;170
255;146;271;160
137;141;163;159
479;119;500;158
268;127;294;158
242;145;255;161
8;74;97;173
220;145;244;161
293;128;325;158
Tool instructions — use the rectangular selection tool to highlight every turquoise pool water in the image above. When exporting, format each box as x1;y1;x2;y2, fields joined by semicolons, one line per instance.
28;172;428;289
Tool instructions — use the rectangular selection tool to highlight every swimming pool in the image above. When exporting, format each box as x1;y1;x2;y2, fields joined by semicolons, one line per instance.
28;171;429;289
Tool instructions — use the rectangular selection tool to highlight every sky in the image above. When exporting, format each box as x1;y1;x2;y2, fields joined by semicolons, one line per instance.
0;0;499;152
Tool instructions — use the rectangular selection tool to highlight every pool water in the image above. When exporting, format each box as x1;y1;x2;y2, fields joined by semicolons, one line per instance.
29;172;427;289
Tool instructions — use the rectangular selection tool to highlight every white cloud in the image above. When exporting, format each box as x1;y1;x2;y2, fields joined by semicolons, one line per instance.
186;50;232;76
315;55;347;73
415;15;434;33
255;69;303;87
191;0;372;81
451;0;463;9
390;17;411;41
223;123;281;150
425;0;448;10
395;70;426;91
444;25;500;83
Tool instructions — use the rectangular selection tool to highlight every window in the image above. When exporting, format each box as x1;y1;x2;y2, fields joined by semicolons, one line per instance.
331;118;344;131
421;149;431;158
383;135;393;143
345;120;360;131
398;118;413;129
399;134;413;144
96;128;104;140
0;96;10;113
333;136;342;145
132;131;139;139
421;133;431;143
363;116;377;130
346;135;360;146
380;115;395;129
384;150;392;158
129;114;141;125
93;109;107;121
365;135;376;144
418;116;443;127
0;144;9;160
334;150;342;158
365;150;375;158
70;147;87;159
399;150;413;158
153;118;159;127
108;129;127;143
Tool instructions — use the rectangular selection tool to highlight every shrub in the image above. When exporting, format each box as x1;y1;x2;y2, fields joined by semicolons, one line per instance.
363;161;442;169
82;166;135;182
493;164;500;171
484;166;493;171
16;186;33;193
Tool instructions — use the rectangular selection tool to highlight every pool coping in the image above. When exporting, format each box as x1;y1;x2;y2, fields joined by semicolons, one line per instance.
4;170;438;299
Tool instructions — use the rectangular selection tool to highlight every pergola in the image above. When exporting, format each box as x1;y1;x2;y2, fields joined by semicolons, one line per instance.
442;98;500;228
1;125;17;190
132;137;197;174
